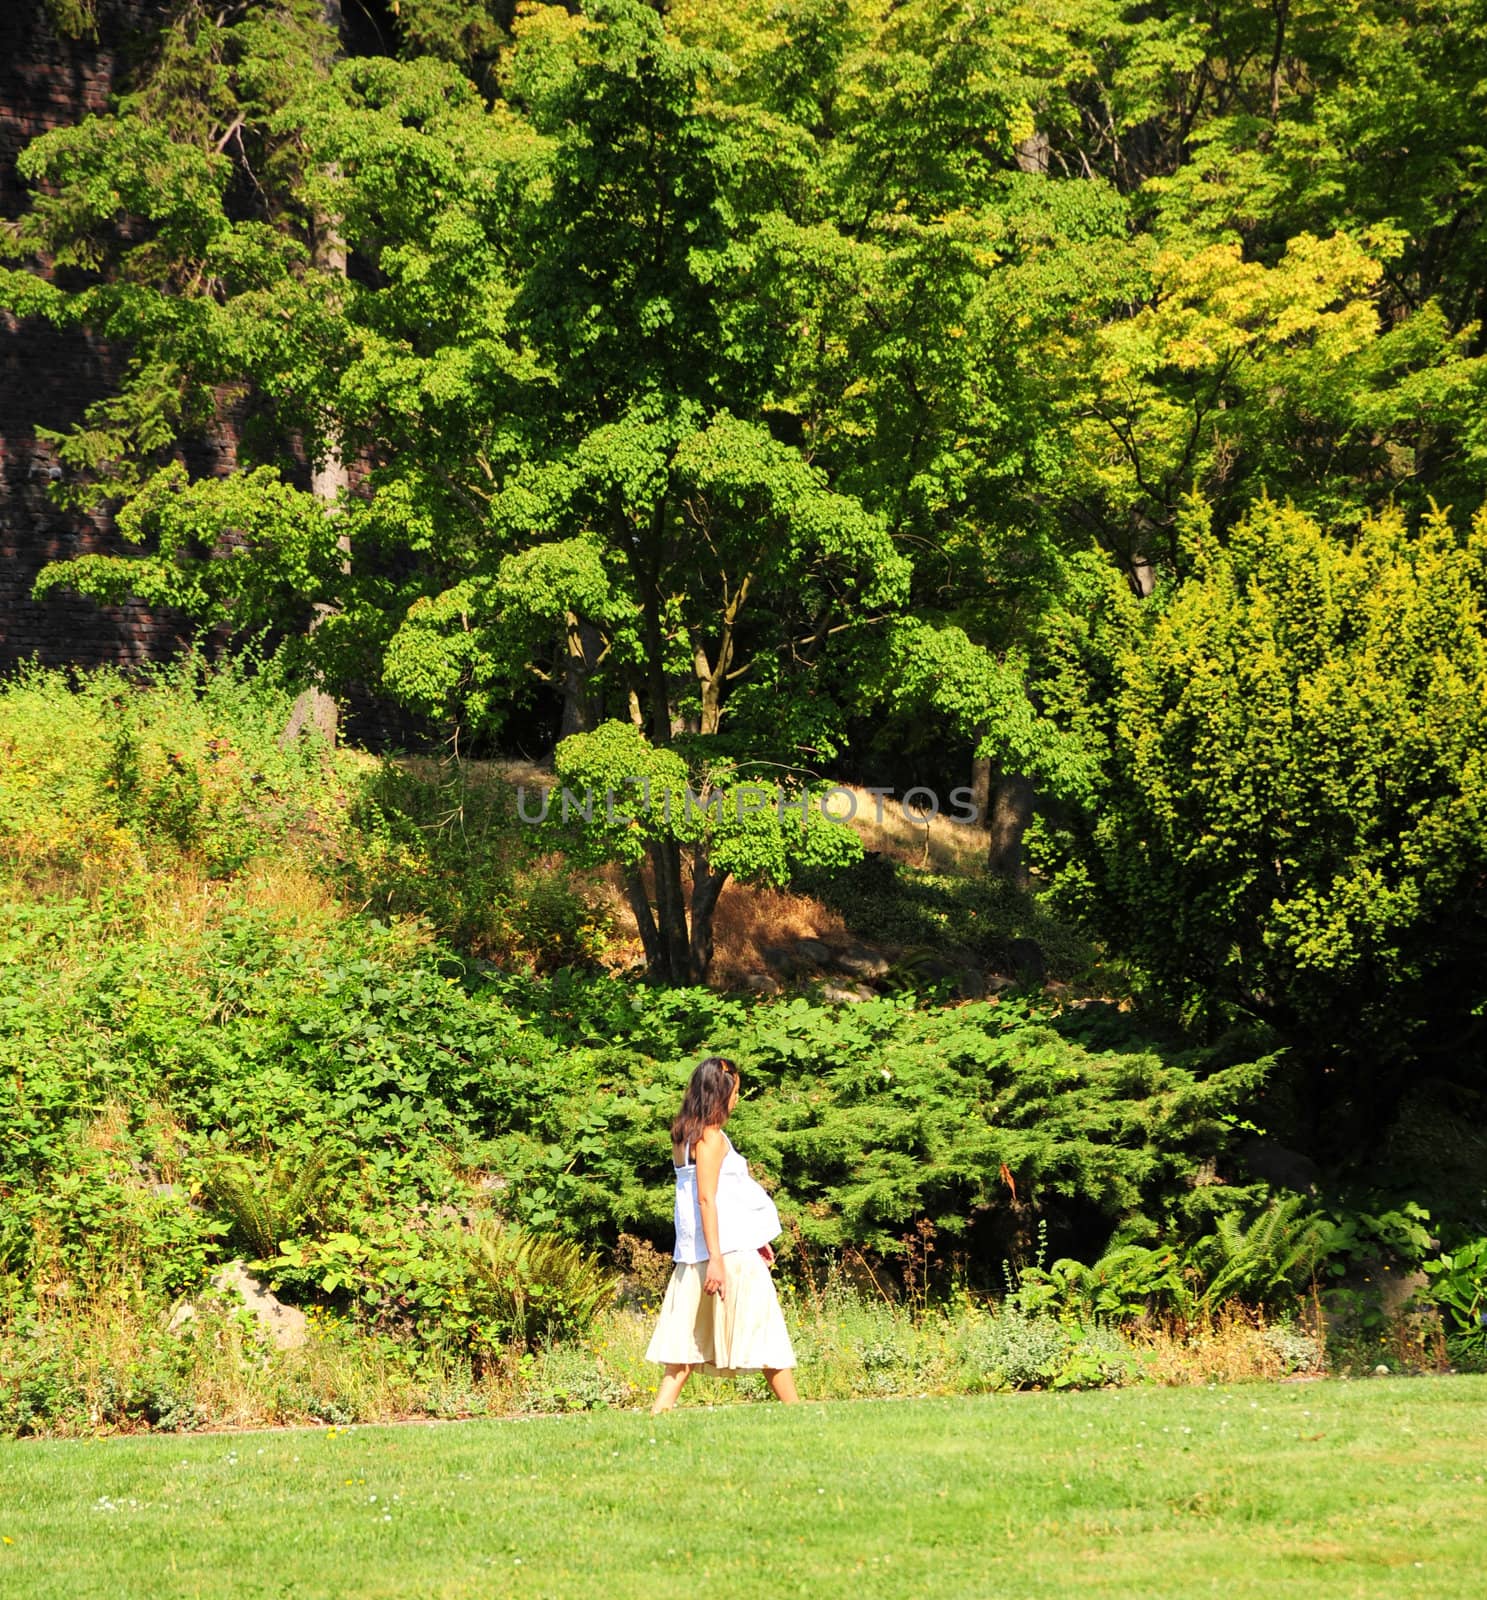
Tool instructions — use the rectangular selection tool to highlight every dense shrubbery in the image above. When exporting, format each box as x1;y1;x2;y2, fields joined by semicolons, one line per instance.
338;759;612;968
0;659;337;889
3;871;1473;1414
0;890;1272;1315
1;666;1481;1434
1034;504;1487;1150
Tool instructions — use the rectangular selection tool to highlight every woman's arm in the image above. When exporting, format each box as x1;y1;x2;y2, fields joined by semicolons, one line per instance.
694;1127;727;1300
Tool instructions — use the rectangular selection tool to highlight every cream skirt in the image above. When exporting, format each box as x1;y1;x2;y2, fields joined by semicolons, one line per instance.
645;1251;797;1374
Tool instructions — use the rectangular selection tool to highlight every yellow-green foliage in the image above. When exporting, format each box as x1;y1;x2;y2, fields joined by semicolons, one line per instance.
0;659;342;891
1036;501;1487;1089
466;1220;618;1347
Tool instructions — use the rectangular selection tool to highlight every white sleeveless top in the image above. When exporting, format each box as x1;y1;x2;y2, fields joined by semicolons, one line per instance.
672;1132;782;1263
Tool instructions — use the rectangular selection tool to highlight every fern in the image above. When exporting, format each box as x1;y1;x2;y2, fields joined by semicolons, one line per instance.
199;1148;328;1260
465;1220;617;1346
1191;1198;1333;1313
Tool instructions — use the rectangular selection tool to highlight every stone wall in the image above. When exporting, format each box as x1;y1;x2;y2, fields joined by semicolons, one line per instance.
0;0;196;672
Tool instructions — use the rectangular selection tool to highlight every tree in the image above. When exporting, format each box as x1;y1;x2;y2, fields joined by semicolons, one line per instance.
1031;497;1487;1154
1045;228;1487;593
546;720;860;981
380;1;1066;975
4;19;546;721
1;0;355;706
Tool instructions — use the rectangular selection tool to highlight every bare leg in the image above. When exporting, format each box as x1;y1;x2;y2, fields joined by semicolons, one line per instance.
764;1367;799;1404
652;1363;693;1414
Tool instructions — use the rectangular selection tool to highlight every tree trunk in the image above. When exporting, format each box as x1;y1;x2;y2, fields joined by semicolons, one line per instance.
648;836;693;982
1014;129;1050;175
970;743;992;825
635;496;673;748
693;581;745;737
987;773;1035;884
687;848;729;979
281;0;349;750
559;611;601;738
623;866;665;976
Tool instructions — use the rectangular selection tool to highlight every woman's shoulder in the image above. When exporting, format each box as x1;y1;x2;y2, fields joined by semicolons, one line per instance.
693;1124;727;1151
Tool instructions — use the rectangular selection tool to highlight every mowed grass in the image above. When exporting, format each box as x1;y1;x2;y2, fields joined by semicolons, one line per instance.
1;1379;1484;1600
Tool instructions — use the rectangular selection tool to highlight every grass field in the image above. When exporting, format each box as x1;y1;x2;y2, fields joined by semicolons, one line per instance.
1;1379;1484;1599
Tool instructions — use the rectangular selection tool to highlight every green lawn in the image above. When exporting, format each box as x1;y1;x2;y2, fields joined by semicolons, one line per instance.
1;1379;1484;1599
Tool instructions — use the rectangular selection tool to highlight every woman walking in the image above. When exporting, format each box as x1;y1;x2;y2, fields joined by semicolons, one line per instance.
646;1056;799;1413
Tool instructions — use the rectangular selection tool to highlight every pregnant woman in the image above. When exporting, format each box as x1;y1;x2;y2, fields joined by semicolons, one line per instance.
646;1055;799;1413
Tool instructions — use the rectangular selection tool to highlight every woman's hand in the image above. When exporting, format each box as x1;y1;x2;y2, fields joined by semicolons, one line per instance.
757;1244;775;1266
704;1254;727;1299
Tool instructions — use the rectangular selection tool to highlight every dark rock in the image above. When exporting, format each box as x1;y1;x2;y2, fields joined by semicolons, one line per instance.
832;944;891;980
820;981;875;1003
1237;1137;1322;1196
1001;938;1046;983
762;939;833;976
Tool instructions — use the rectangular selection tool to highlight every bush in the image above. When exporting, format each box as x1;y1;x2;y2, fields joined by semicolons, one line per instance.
199;1148;329;1260
0;656;340;890
464;1220;618;1348
958;1309;1136;1391
336;759;521;956
1423;1237;1487;1366
516;1343;639;1413
0;879;1280;1320
962;1307;1073;1389
1034;501;1487;1143
1261;1321;1325;1375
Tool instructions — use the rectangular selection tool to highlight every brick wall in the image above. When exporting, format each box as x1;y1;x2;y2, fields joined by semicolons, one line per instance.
0;0;198;672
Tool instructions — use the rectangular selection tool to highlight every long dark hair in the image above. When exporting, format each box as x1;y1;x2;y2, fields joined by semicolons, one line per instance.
670;1056;738;1153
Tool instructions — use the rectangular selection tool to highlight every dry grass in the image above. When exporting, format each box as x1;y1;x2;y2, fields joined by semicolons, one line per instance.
577;859;855;988
1130;1309;1328;1385
5;1285;518;1438
708;883;851;988
831;783;992;876
14;1279;1444;1440
235;857;346;927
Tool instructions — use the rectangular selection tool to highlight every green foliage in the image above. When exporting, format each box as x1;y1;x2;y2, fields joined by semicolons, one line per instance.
516;1342;639;1413
1007;1201;1341;1323
1010;1240;1191;1324
1315;1200;1437;1343
960;1308;1137;1392
465;1220;618;1348
338;760;520;952
1033;500;1487;1132
0;846;1276;1329
261;1215;615;1353
481;972;1279;1261
1422;1238;1487;1366
3;0;1065;892
552;721;862;882
199;1147;329;1260
0;657;340;887
1186;1199;1333;1316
